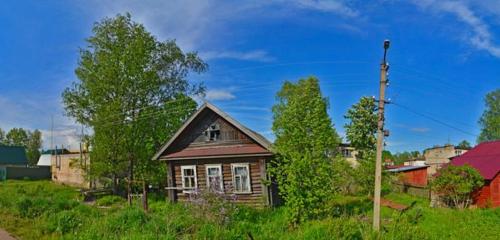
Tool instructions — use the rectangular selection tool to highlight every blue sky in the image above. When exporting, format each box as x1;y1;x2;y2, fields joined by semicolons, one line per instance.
0;0;499;152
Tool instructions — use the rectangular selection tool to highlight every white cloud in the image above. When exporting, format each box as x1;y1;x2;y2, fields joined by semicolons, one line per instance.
205;89;236;101
291;0;359;17
413;0;500;57
201;50;274;62
410;127;431;133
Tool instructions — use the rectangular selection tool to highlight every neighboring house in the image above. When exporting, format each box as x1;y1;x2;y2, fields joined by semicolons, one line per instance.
450;141;500;207
404;157;426;167
423;144;469;176
152;102;277;207
387;165;429;187
0;145;49;180
0;145;28;180
339;143;358;166
50;148;91;188
0;145;28;167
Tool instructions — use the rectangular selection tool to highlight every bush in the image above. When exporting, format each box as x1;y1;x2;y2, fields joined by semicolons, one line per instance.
432;164;484;208
46;210;82;234
96;195;124;207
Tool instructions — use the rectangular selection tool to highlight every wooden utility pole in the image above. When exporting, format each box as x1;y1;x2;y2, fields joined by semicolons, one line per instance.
373;39;390;231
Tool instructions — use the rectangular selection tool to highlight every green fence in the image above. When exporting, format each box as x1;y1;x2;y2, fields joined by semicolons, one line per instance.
0;167;6;181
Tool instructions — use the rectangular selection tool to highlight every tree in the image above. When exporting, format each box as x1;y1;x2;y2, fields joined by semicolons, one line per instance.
0;128;5;145
62;13;206;192
5;128;29;146
478;89;500;143
344;97;378;195
270;76;341;224
457;140;471;149
26;130;42;166
432;165;483;208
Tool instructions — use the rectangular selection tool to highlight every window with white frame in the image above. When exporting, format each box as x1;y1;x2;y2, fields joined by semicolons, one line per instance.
231;163;251;193
342;149;352;158
181;165;197;191
205;164;223;191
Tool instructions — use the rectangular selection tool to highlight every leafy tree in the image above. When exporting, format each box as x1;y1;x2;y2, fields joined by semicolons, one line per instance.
62;14;206;191
26;130;42;166
478;89;500;143
270;76;341;224
432;165;483;208
392;151;421;165
382;150;393;161
344;97;378;157
6;128;29;146
456;140;472;149
0;128;5;145
344;97;379;195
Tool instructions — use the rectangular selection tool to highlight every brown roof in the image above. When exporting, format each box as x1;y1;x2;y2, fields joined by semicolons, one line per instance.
161;144;271;160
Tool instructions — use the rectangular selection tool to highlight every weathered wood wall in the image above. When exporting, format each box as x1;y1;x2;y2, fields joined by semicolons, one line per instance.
166;109;254;154
170;157;270;207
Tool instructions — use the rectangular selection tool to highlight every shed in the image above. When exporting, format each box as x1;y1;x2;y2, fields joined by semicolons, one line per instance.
450;140;500;207
387;165;429;187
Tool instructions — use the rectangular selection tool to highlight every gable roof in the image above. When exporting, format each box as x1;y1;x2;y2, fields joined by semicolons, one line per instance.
152;102;272;160
0;145;28;165
451;140;500;180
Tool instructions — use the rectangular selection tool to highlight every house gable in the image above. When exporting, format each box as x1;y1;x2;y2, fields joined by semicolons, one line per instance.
153;102;272;160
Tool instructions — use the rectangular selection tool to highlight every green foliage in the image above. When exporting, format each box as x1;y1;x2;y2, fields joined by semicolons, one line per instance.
95;195;125;207
0;128;42;165
456;140;472;149
344;96;377;155
62;13;206;188
270;76;341;224
331;157;356;195
392;151;421;165
1;181;500;240
478;89;500;143
432;164;484;208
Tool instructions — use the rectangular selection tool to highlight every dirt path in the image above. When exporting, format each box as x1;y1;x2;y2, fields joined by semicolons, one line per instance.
0;228;17;240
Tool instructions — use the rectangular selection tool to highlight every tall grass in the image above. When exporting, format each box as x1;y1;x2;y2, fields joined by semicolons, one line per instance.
0;180;499;239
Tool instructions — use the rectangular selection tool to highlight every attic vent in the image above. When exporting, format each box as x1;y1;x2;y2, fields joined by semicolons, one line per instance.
204;123;220;141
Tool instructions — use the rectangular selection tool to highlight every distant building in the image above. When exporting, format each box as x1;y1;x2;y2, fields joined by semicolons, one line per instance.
404;157;426;167
450;141;500;208
0;145;28;167
339;143;358;166
50;148;91;188
424;144;469;176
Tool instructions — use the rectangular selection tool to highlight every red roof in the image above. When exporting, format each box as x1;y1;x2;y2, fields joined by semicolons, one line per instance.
163;144;271;159
451;140;500;180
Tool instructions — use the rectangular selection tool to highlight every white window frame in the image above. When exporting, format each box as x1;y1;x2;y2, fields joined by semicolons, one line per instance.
181;165;197;192
231;163;252;194
205;164;223;192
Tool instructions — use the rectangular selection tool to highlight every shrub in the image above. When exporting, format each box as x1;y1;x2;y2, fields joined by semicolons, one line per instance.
187;182;238;226
432;164;484;208
96;195;124;207
46;210;82;234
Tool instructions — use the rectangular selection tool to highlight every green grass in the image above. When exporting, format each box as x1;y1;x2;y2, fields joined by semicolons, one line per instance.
0;180;499;239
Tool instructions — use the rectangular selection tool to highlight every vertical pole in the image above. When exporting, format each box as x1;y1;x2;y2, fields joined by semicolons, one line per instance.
142;181;148;212
373;40;390;231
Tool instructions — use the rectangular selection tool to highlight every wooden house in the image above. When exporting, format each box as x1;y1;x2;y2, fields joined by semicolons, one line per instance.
450;140;500;207
152;102;277;207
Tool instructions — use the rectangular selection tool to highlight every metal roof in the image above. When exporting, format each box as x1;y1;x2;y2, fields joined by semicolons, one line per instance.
0;145;28;165
451;140;500;180
386;165;429;173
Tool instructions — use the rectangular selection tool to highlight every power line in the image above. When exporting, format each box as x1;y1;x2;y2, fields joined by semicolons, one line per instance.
391;102;478;137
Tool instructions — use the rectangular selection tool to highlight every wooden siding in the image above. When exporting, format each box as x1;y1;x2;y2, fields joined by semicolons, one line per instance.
474;173;500;208
399;168;428;187
171;157;269;207
166;109;254;155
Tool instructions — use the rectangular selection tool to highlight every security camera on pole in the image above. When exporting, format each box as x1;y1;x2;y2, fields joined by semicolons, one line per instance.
373;39;390;231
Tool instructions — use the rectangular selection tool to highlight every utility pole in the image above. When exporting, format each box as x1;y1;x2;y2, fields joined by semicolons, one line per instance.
373;39;390;231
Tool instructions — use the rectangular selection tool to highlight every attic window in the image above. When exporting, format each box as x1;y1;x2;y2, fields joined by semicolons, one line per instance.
204;123;220;141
